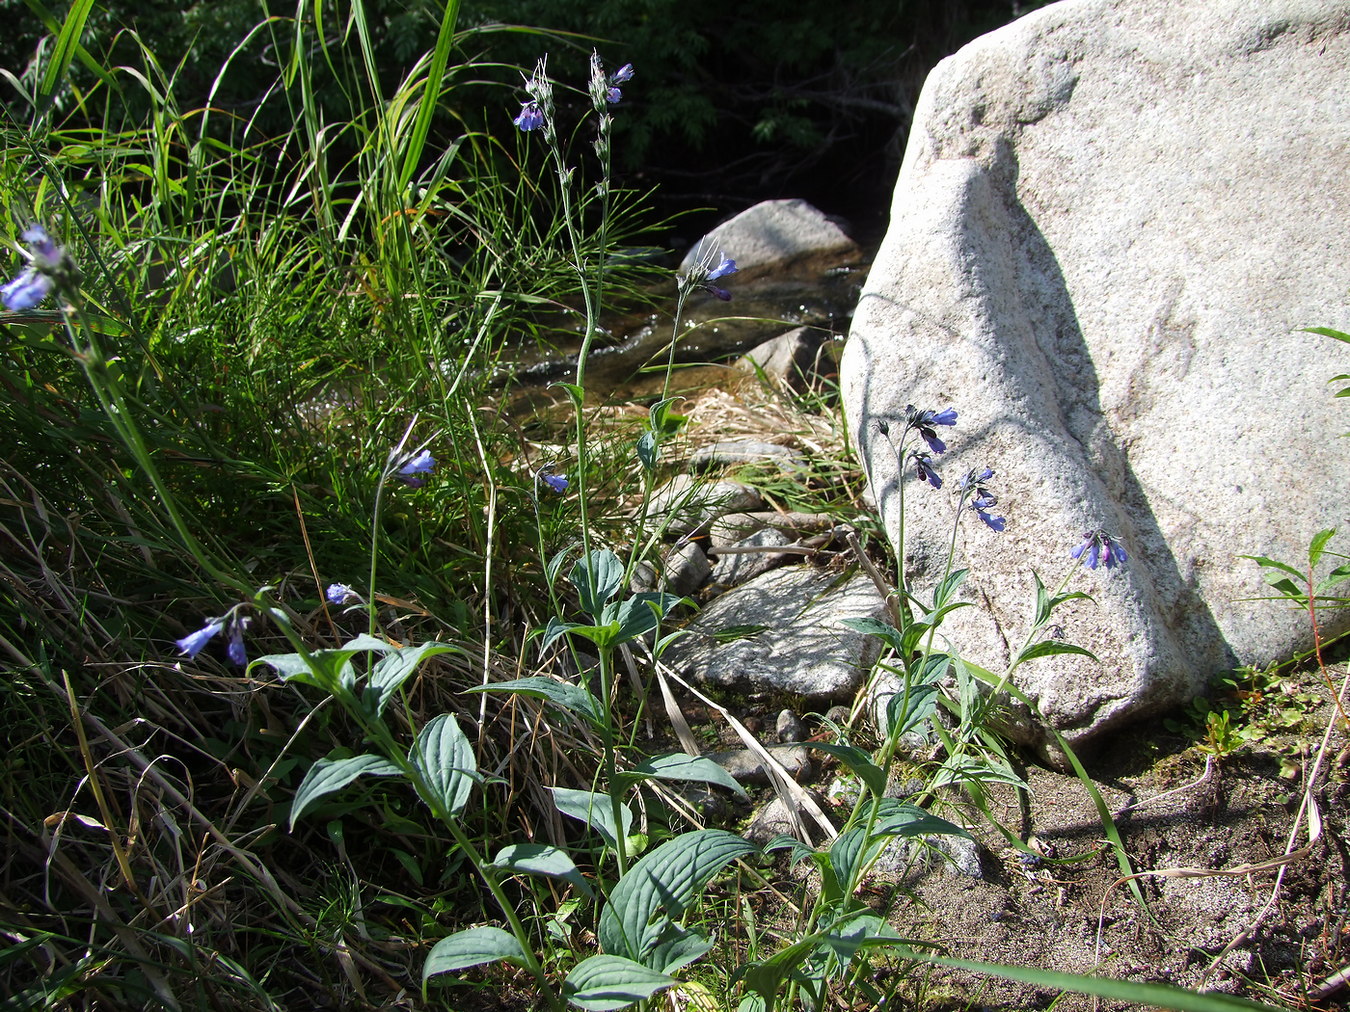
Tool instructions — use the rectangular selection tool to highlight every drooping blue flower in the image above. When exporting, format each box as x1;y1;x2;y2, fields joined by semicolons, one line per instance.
685;253;738;301
959;467;1006;532
910;450;941;489
176;620;223;659
1072;529;1127;570
2;269;54;311
226;619;248;666
905;404;958;455
514;100;545;131
397;449;436;487
539;471;568;494
23;225;60;268
326;583;358;605
3;223;71;311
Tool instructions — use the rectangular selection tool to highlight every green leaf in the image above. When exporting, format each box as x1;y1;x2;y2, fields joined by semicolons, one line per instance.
1309;528;1337;569
555;382;585;410
828;827;888;891
636;430;658;471
598;829;758;961
563;954;677;1011
807;743;886;798
464;677;602;724
624;753;748;797
614;592;683;645
493;843;594;898
256;634;394;693
930;568;968;610
871;799;971;840
367;641;460;716
36;0;96;118
885;682;939;739
541;617;587;652
645;923;713;975
1239;554;1305;581
289;755;402;829
1014;640;1098;666
1302;326;1350;344
551;788;632;851
894;950;1285;1012
571;550;625;618
409;713;476;817
422;926;525;981
839;616;902;652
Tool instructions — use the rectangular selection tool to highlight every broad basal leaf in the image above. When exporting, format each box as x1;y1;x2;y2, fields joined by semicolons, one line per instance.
551;788;633;851
563;954;677;1011
423;925;525;981
409;713;476;816
598;829;758;961
289;754;402;829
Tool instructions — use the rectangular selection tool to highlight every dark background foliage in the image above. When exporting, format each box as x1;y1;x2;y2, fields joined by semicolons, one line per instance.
2;0;1045;242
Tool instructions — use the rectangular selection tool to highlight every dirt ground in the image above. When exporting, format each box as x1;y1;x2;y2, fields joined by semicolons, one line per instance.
863;665;1350;1010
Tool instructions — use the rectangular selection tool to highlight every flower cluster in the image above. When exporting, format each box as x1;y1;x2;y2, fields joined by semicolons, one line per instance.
1072;529;1127;570
514;57;554;136
905;404;958;455
959;468;1006;532
679;247;738;302
3;225;77;311
176;610;249;666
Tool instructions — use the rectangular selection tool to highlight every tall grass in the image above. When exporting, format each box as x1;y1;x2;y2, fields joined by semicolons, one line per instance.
1;2;663;1006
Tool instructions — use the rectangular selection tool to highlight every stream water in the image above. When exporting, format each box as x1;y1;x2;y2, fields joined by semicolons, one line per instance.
501;258;872;411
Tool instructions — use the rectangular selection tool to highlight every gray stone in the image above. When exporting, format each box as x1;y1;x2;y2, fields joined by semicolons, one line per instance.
666;565;890;701
632;541;712;597
644;476;766;537
691;439;805;472
776;708;806;743
710;527;794;588
840;0;1350;752
681;199;860;281
734;327;834;392
709;744;812;785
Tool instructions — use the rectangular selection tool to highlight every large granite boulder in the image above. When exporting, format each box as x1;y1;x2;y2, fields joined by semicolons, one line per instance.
841;0;1350;751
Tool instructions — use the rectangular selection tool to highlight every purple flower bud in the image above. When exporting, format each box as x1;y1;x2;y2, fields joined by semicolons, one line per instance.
176;620;223;659
910;451;942;489
605;86;622;104
611;63;634;84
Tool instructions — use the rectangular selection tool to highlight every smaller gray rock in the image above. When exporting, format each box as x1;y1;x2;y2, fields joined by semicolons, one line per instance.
776;708;806;743
871;832;985;881
691;439;805;472
666;565;890;701
744;792;830;846
681;199;859;281
734;326;833;392
645;476;765;537
710;744;811;785
710;527;794;588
